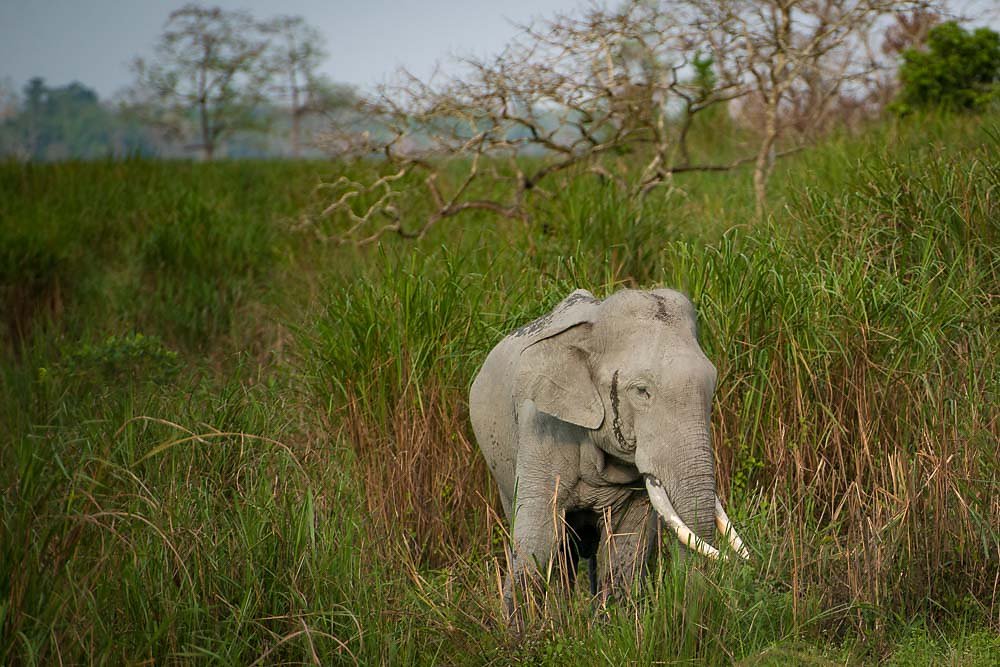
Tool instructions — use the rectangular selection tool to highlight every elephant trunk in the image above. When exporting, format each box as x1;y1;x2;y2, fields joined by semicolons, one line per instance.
639;424;720;559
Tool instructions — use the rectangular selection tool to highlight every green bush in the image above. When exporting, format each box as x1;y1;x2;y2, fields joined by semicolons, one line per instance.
895;21;1000;113
47;332;180;385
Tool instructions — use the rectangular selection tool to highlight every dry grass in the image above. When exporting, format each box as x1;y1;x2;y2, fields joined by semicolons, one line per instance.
338;380;498;567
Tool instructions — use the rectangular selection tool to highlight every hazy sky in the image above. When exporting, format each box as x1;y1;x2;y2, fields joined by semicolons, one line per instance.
0;1;585;99
2;1;997;99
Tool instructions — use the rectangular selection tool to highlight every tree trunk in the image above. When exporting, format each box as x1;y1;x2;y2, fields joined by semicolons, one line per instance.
754;0;792;219
199;92;213;160
290;68;301;158
753;99;779;219
198;39;212;161
291;112;301;159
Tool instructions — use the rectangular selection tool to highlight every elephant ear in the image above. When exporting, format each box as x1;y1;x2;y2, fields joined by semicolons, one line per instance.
513;291;604;430
508;289;601;343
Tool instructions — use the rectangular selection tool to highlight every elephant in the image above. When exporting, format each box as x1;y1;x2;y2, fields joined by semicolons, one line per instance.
469;288;748;612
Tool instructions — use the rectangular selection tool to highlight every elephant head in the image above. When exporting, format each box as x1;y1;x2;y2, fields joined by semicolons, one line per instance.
514;289;748;560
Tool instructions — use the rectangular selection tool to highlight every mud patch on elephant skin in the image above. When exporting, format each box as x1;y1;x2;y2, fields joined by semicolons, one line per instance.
562;292;600;309
649;294;675;325
610;370;635;453
511;312;554;338
511;292;600;338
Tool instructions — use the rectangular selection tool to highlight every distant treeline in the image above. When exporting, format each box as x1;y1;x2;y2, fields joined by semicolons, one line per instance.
0;77;355;161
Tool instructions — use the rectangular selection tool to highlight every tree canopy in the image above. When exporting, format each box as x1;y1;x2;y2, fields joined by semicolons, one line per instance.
895;21;1000;112
126;4;271;160
0;78;154;160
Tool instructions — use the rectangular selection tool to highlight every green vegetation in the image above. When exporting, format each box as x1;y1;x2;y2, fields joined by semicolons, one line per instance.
895;21;1000;113
1;113;997;664
0;78;157;160
0;76;356;161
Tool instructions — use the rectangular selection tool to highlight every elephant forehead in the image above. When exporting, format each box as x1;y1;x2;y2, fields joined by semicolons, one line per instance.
592;315;699;357
596;290;696;327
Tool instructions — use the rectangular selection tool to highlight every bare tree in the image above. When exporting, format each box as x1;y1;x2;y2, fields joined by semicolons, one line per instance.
882;7;941;54
262;15;346;157
127;4;270;160
320;0;941;242
320;1;756;246
690;0;937;215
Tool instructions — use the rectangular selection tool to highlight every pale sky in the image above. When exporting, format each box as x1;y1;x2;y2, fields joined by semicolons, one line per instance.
0;1;587;99
1;1;997;100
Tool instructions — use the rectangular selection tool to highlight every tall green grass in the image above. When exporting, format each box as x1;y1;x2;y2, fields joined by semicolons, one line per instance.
1;113;997;663
0;159;338;354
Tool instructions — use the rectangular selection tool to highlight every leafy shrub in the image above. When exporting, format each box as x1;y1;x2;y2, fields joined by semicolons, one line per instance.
46;332;180;385
894;21;1000;113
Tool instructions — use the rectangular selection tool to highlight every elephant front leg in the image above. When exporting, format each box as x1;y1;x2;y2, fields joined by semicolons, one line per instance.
504;499;562;626
596;497;658;602
504;403;585;623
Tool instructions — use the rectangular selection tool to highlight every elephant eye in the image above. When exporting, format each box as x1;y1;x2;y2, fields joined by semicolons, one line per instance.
634;385;651;400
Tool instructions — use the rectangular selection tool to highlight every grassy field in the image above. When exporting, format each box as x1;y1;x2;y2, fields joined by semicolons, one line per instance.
1;114;998;664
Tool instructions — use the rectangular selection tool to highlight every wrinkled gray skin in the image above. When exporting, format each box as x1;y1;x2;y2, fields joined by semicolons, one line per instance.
470;288;719;611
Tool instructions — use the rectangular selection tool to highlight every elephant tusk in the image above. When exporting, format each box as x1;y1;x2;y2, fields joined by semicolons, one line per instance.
644;478;722;560
715;497;750;560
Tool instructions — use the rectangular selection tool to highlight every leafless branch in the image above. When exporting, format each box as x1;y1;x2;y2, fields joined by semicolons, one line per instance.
318;0;943;243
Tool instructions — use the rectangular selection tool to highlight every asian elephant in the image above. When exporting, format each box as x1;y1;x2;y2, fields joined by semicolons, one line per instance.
469;288;748;612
